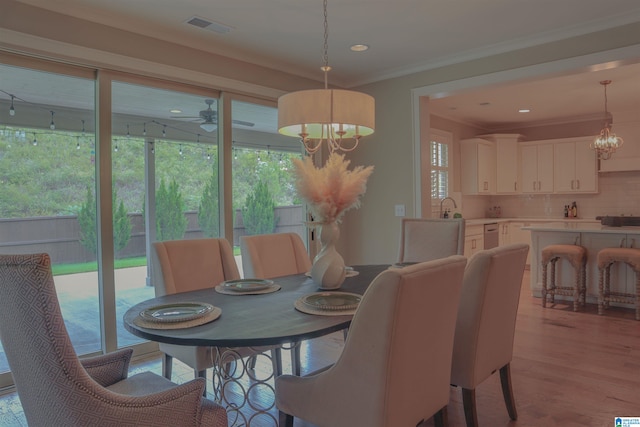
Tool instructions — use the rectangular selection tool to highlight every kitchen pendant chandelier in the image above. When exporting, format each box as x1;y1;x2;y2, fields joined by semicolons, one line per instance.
591;80;623;160
277;0;375;154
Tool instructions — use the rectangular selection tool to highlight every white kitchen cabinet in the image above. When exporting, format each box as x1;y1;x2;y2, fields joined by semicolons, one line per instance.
461;138;495;195
464;224;484;258
520;143;554;193
487;134;522;194
554;138;598;193
499;222;510;246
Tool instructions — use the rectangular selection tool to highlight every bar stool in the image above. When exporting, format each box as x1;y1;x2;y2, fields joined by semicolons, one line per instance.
597;247;640;321
541;244;587;311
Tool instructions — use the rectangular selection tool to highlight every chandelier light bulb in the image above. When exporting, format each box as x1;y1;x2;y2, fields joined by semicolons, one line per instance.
591;80;623;160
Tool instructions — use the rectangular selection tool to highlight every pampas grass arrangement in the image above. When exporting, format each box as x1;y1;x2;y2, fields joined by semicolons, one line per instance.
292;152;374;225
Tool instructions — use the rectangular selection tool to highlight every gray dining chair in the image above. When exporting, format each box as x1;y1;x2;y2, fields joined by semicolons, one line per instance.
152;237;281;392
450;243;529;427
0;252;227;427
397;217;466;263
276;255;467;427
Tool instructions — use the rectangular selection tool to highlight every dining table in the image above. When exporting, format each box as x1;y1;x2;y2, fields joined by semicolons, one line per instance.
123;264;389;426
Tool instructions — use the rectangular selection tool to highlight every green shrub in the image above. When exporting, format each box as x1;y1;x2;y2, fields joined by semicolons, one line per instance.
198;160;220;238
156;178;188;241
242;180;277;235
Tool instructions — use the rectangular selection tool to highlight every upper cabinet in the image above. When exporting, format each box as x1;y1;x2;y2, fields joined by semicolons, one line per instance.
460;138;496;195
483;134;523;194
520;142;554;193
553;137;598;193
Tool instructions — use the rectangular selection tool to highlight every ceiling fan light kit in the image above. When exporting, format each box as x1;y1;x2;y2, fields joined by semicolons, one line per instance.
277;0;375;154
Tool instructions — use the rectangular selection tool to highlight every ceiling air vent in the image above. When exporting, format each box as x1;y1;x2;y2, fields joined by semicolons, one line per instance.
185;16;233;34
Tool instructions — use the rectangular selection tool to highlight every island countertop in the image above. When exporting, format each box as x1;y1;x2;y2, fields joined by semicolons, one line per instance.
523;221;640;234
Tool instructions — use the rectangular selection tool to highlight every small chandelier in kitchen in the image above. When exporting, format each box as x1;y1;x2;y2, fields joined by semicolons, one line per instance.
591;80;623;160
277;0;375;155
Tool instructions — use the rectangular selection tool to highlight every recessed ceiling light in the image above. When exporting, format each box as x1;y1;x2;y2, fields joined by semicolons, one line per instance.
518;109;531;113
170;109;182;114
350;44;369;52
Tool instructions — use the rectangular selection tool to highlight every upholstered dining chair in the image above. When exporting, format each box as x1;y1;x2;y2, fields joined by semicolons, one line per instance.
450;243;529;427
397;217;465;264
240;232;312;375
240;232;312;279
152;237;281;392
276;255;467;427
0;253;227;427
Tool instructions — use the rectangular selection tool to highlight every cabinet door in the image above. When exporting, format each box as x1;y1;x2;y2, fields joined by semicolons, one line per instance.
477;142;495;193
496;141;519;193
537;144;554;193
554;142;576;192
574;139;597;192
520;145;539;193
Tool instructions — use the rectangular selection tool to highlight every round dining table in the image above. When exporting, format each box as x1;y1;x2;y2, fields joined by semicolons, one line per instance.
123;264;389;426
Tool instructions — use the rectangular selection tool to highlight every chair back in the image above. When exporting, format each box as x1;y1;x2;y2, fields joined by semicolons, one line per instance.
152;238;240;296
313;256;466;426
398;217;465;263
240;232;311;279
450;243;529;389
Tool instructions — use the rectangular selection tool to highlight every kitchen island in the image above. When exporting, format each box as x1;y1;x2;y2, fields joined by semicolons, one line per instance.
524;222;640;308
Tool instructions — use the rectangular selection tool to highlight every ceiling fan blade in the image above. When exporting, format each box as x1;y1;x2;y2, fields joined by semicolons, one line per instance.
232;119;255;127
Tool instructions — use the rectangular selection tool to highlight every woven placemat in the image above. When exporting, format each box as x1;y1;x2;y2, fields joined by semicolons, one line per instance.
294;298;357;316
133;306;222;330
214;284;281;295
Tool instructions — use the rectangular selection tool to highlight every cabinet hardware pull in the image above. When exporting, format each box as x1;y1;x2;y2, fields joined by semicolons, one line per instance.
571;180;574;190
514;182;517;191
577;179;580;189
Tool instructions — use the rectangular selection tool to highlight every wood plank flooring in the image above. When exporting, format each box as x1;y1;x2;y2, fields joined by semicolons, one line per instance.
1;270;639;426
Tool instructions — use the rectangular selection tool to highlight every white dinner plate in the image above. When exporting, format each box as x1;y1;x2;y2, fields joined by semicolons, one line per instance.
221;278;274;293
139;302;214;323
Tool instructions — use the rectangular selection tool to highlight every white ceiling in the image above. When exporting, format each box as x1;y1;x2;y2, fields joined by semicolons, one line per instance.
8;0;640;129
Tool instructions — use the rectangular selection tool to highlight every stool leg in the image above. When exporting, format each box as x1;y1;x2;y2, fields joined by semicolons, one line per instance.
572;262;580;312
542;262;548;308
598;265;607;315
550;259;557;305
581;261;587;306
636;272;640;321
604;265;612;310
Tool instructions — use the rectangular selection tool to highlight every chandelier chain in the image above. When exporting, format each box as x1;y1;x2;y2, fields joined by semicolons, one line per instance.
322;0;330;89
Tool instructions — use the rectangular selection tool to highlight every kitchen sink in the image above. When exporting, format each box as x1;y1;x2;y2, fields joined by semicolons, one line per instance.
597;216;640;227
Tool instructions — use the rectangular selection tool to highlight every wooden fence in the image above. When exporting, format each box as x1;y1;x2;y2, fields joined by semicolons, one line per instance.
0;205;305;264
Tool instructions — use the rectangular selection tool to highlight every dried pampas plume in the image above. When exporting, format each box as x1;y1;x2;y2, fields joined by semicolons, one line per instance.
292;153;374;225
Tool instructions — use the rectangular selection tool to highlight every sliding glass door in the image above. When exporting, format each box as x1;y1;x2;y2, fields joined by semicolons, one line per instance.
0;61;98;387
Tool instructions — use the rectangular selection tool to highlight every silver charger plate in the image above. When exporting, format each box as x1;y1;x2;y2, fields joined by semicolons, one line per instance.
139;302;215;323
222;278;275;293
301;292;361;311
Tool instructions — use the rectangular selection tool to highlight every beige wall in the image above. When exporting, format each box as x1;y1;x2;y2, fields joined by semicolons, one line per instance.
3;1;640;265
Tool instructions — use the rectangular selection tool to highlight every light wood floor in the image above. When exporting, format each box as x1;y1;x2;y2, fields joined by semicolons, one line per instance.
1;270;639;426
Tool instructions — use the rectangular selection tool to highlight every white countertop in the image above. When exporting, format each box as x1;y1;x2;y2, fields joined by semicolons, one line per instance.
464;217;600;226
522;221;640;234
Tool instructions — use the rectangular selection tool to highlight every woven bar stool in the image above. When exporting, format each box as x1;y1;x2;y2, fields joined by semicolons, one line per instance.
541;244;587;311
597;247;640;321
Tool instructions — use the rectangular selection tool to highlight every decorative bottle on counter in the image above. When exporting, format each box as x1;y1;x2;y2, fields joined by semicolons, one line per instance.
571;202;577;218
564;205;569;218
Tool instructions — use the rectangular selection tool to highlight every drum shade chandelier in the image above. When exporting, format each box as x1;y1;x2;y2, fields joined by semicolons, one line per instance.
591;80;623;160
277;0;375;155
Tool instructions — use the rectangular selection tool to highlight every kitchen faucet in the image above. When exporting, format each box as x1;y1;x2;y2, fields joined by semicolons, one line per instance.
439;197;457;219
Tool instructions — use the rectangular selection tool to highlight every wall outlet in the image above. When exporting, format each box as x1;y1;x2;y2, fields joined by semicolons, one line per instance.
394;204;405;217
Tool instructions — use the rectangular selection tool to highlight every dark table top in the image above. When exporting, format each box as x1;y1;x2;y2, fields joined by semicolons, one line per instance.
123;264;388;348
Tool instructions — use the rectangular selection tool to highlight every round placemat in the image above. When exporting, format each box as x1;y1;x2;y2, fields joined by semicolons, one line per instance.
294;298;358;316
214;284;281;295
133;306;221;329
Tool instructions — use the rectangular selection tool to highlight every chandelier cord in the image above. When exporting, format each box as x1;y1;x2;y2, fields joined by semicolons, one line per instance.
322;0;330;90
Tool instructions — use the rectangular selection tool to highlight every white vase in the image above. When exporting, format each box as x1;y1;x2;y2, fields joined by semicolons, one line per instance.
310;222;346;290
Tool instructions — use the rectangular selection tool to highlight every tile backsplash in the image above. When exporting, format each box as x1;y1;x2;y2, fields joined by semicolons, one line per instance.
463;171;640;220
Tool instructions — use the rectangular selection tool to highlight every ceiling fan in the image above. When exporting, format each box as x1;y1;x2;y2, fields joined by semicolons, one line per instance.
171;99;254;132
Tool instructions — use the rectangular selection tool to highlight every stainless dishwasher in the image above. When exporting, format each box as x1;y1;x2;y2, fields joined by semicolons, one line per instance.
484;223;499;249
